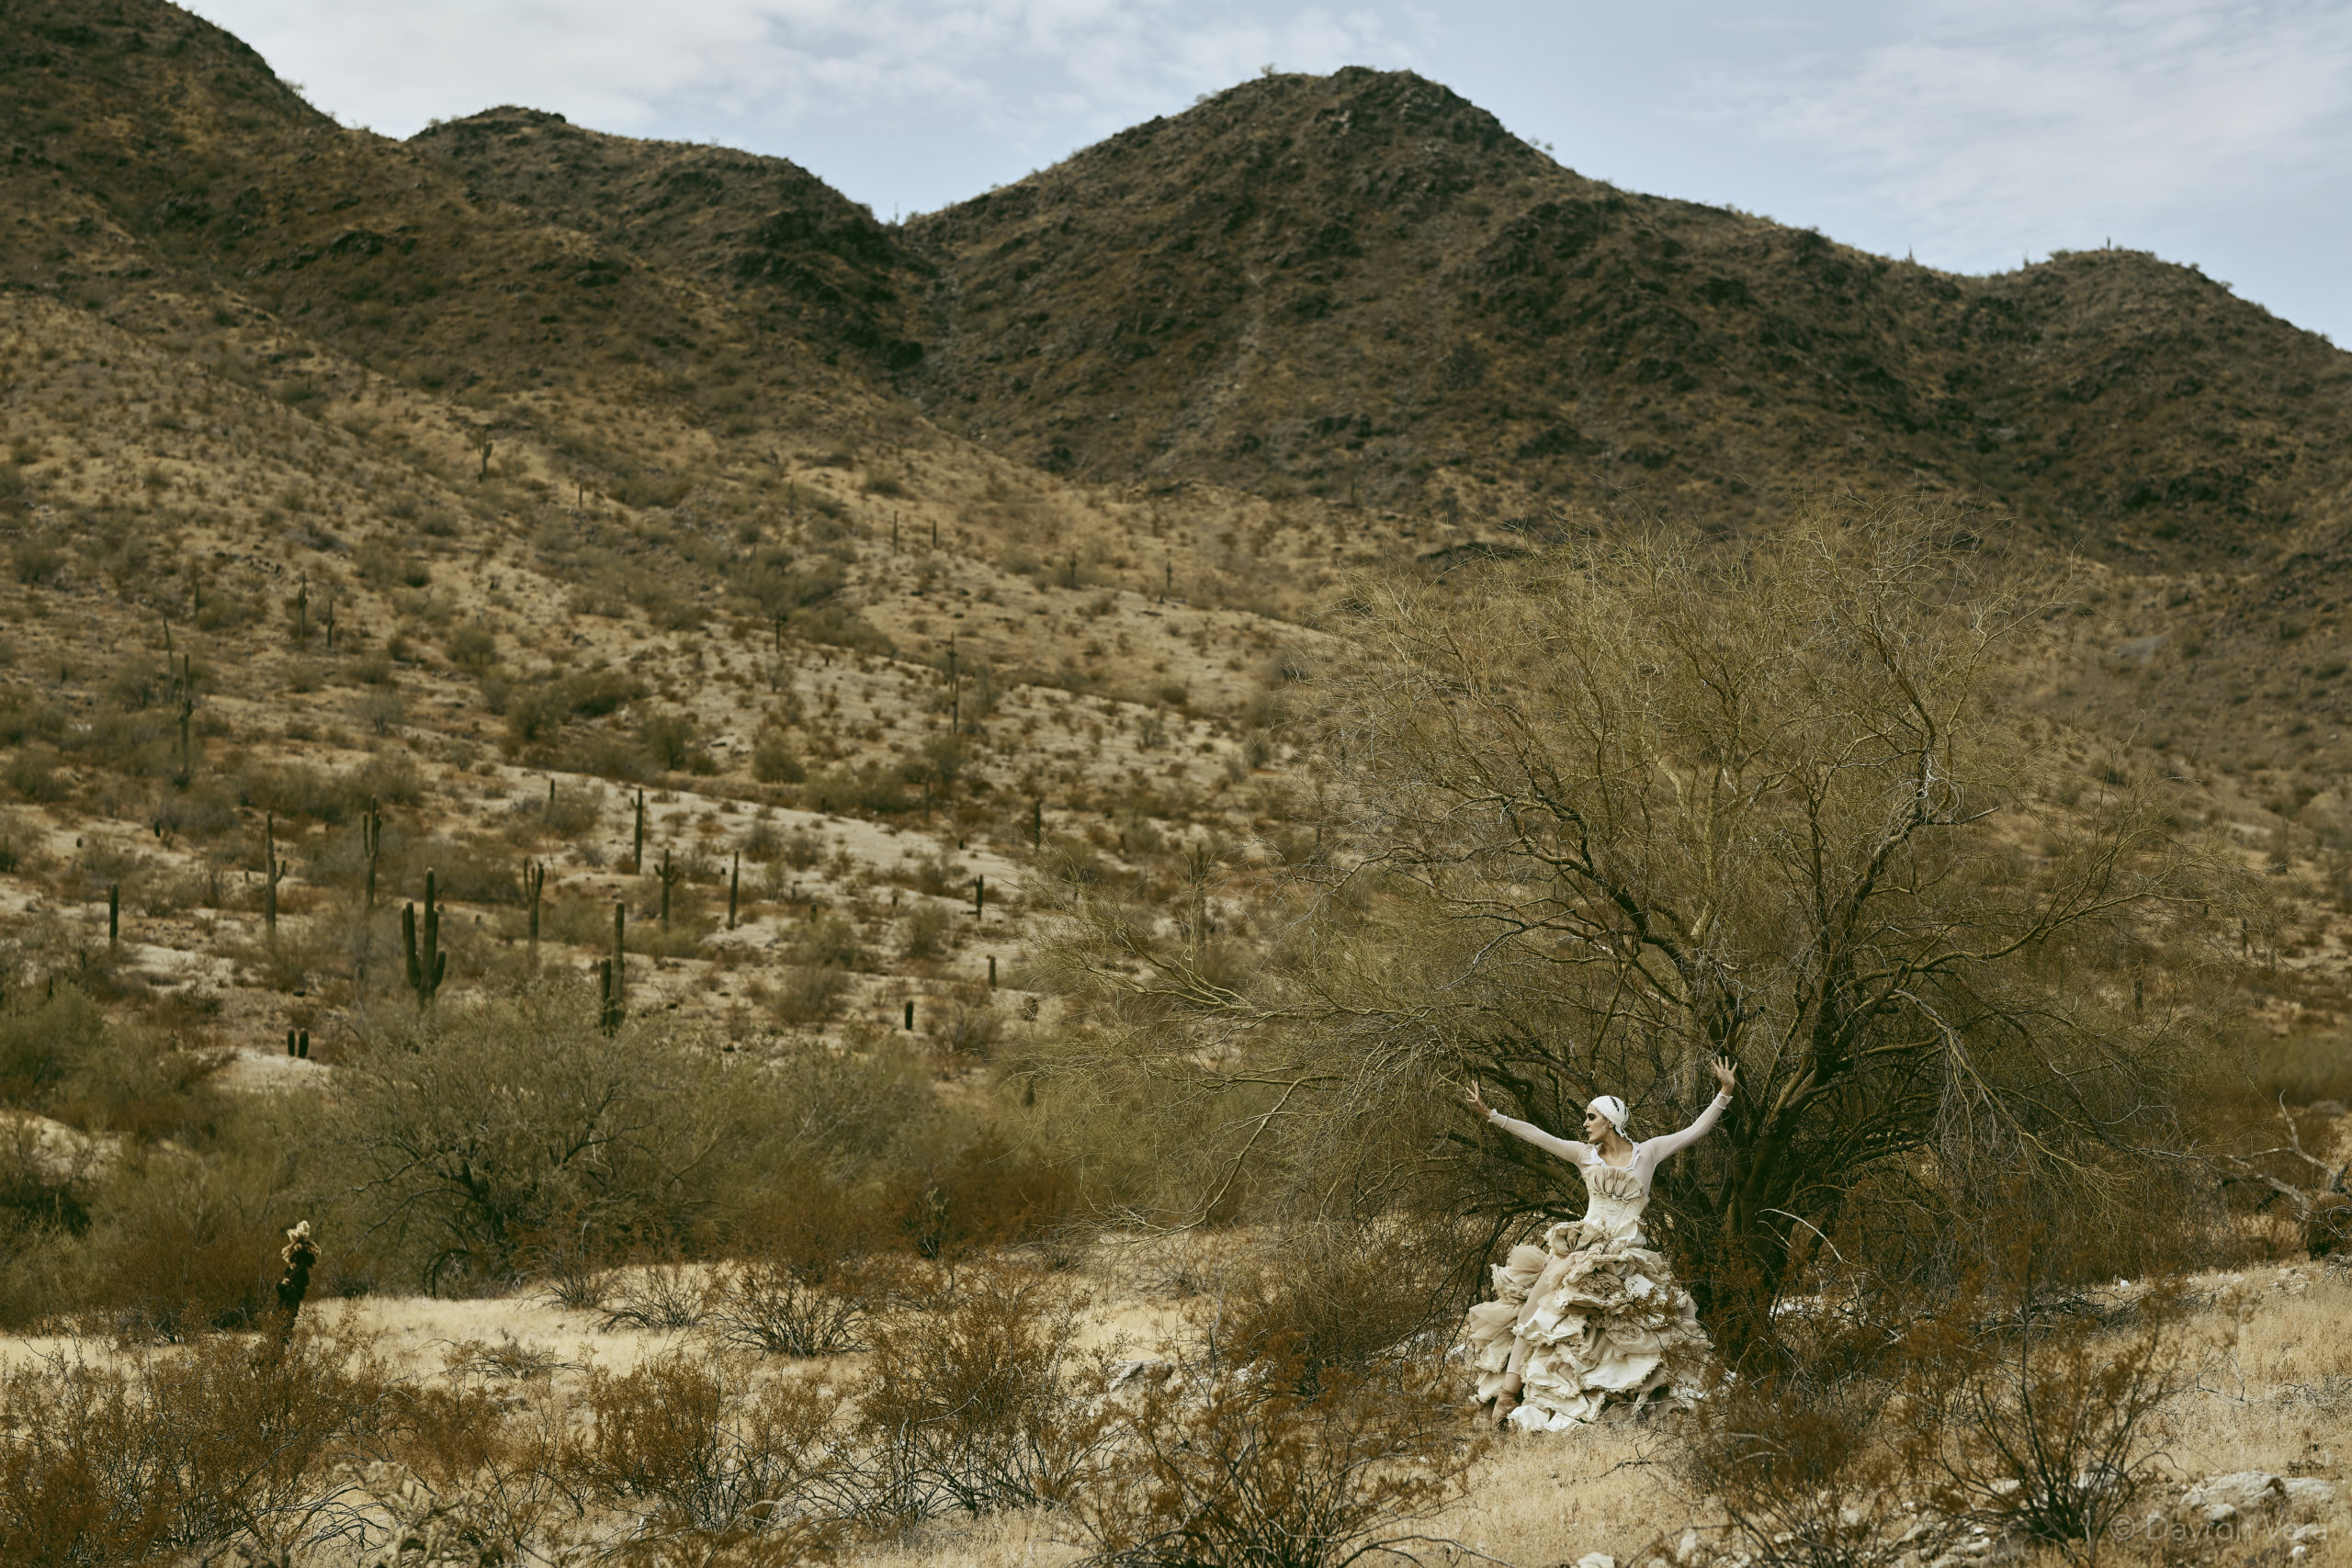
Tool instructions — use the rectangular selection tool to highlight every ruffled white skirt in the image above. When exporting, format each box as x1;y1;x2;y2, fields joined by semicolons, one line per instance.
1461;1221;1710;1432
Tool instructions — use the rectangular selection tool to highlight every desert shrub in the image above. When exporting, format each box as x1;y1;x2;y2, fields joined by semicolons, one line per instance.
63;706;180;777
936;997;1003;1059
597;1258;713;1332
154;778;241;840
0;688;62;747
0;1323;383;1564
503;668;649;750
783;828;824;869
10;539;65;586
562;728;660;784
859;1266;1094;1521
83;1142;288;1339
192;590;264;632
752;730;806;784
1914;1286;2185;1553
414;837;521;905
791;915;867;971
238;757;422;824
900;904;952;960
709;1254;895;1358
446;621;496;671
639;710;707;773
1683;1349;1910;1568
1684;1248;2186;1568
0;988;107;1107
568;1348;855;1555
309;986;790;1292
538;783;606;839
892;1133;1084;1260
774;964;853;1026
1203;1218;1463;1378
713;1171;906;1357
5;743;67;803
1070;1346;1480;1568
739;550;844;620
807;762;911;816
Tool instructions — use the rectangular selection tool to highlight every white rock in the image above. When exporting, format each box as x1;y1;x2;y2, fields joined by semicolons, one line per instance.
1577;1554;1617;1568
2284;1478;2339;1517
2183;1472;2287;1514
1675;1529;1702;1565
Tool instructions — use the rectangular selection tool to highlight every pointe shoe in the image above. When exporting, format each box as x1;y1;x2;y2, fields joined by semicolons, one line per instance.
1489;1389;1520;1430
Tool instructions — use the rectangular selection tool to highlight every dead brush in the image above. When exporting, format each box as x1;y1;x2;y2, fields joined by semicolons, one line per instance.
438;1329;570;1380
597;1256;717;1332
1908;1282;2187;1562
857;1263;1103;1524
0;1319;386;1566
518;1211;620;1313
1069;1337;1487;1568
708;1252;899;1358
353;1378;576;1564
566;1347;860;1561
1199;1217;1462;1381
1680;1250;2187;1568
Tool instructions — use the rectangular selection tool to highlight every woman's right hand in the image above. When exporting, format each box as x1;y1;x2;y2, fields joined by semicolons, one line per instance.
1465;1080;1494;1121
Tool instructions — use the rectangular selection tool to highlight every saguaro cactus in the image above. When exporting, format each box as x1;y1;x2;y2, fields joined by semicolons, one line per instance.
170;653;198;785
263;813;285;936
598;901;626;1033
632;790;647;874
727;851;741;931
658;848;681;926
524;859;546;966
361;798;383;910
107;883;119;952
401;869;446;1010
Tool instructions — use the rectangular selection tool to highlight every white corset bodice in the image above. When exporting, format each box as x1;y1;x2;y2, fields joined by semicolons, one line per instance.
1579;1164;1649;1240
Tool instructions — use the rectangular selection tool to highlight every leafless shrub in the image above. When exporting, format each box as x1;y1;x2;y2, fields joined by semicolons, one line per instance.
709;1254;897;1358
1915;1289;2184;1560
568;1347;857;1558
1202;1218;1462;1379
521;1212;619;1312
0;1321;384;1563
439;1331;568;1381
857;1265;1099;1522
598;1258;715;1332
1070;1342;1485;1568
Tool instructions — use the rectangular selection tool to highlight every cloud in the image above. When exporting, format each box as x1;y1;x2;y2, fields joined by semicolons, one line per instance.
1696;0;2352;267
185;0;1423;142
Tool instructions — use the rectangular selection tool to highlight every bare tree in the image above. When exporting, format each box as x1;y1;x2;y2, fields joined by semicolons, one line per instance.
1039;512;2234;1340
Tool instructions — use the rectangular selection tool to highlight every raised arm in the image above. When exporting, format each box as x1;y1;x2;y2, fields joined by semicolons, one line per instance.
1465;1080;1590;1165
1639;1057;1737;1163
1487;1109;1592;1164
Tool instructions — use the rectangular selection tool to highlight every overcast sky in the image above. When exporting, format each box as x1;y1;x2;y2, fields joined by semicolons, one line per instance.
183;0;2352;346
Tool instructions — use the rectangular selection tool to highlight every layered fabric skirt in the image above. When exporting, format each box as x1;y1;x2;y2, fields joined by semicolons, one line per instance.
1461;1221;1711;1432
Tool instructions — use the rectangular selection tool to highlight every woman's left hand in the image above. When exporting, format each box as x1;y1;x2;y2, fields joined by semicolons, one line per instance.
1709;1055;1737;1094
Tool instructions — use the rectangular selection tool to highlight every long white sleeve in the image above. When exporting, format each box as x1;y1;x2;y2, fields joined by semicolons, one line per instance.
1486;1109;1592;1165
1638;1090;1731;1164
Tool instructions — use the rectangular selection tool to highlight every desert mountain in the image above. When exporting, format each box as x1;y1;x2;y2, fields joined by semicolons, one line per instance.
4;0;2352;1029
901;69;2352;568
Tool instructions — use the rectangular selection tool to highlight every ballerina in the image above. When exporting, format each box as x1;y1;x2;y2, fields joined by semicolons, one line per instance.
1460;1057;1736;1432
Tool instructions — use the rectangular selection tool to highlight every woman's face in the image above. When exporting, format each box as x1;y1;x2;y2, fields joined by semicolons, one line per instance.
1583;1106;1611;1143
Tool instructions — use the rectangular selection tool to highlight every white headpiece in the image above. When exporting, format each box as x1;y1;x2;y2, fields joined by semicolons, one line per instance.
1587;1095;1629;1138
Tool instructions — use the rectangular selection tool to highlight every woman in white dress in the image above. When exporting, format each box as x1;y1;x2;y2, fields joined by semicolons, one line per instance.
1461;1058;1736;1432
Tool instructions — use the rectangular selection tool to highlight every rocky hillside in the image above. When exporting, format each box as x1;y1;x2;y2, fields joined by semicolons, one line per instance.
6;0;2352;1024
902;69;2352;569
